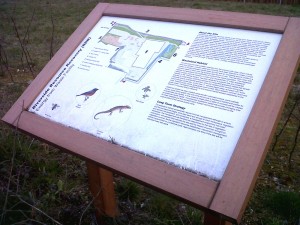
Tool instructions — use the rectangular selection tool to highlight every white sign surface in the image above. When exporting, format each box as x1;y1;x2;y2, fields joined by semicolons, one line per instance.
29;16;282;180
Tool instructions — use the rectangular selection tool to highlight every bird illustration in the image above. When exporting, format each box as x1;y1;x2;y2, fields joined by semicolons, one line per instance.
76;88;99;101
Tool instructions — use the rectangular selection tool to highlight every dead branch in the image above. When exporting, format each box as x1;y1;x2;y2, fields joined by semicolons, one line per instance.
21;9;36;66
10;16;35;78
50;2;55;59
22;9;35;45
0;41;15;82
271;99;298;151
13;195;63;225
288;120;300;168
0;117;18;224
79;188;101;225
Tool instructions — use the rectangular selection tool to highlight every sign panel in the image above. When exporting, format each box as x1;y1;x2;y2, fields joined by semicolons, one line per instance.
3;4;300;223
28;16;281;180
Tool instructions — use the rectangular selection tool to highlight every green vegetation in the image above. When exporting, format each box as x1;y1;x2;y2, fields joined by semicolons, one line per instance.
264;191;300;222
113;24;142;38
1;0;300;224
143;35;182;47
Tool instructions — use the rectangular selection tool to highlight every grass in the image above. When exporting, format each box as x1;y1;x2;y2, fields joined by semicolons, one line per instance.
1;0;300;224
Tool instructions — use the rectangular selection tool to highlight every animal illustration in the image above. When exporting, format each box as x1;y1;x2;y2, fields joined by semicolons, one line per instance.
76;88;99;101
94;105;131;119
142;94;149;99
51;103;60;110
142;86;151;93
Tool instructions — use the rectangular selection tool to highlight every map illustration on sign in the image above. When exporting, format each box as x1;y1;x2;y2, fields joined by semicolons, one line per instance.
101;23;184;83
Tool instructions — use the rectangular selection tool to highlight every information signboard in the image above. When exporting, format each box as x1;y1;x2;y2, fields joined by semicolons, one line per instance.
2;3;300;223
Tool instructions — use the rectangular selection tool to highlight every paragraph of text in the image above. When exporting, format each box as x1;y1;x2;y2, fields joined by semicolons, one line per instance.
148;102;233;138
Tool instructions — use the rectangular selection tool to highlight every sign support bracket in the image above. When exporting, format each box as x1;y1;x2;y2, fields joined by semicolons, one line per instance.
86;162;118;223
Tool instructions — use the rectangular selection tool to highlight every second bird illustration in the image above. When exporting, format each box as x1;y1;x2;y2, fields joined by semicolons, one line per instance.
76;88;99;102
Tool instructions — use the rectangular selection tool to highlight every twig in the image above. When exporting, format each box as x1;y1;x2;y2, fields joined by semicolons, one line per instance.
175;208;185;225
271;99;298;151
10;16;35;78
0;42;14;82
291;111;300;121
288;92;300;167
22;9;35;46
12;218;45;225
13;195;63;225
21;9;35;66
79;188;103;225
0;101;25;224
0;120;17;224
288;120;300;168
49;2;55;59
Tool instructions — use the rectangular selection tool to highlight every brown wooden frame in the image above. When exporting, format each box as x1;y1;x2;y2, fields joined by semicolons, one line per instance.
2;3;300;224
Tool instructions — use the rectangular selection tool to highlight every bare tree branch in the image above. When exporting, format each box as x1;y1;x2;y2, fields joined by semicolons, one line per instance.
13;195;63;225
22;9;35;45
271;99;298;151
289;120;300;168
11;16;35;78
50;2;55;59
0;41;15;82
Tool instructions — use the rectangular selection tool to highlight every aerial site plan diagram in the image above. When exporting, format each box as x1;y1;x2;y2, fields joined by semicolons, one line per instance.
102;23;183;83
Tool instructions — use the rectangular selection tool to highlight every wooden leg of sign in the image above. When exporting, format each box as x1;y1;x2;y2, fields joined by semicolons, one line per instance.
203;212;232;225
86;162;118;224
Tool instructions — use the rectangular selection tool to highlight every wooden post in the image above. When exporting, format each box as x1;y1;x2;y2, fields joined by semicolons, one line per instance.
203;211;232;225
86;161;118;223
